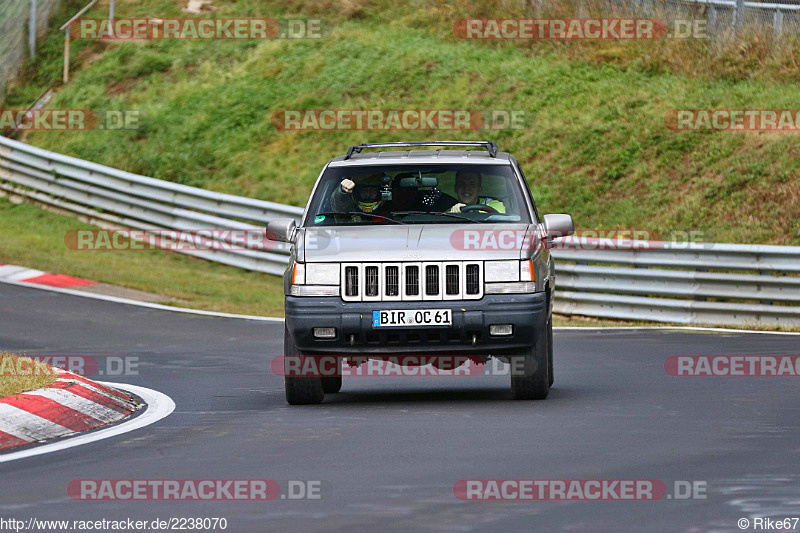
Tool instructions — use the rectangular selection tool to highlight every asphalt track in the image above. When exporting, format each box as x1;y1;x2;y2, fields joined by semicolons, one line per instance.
0;282;798;532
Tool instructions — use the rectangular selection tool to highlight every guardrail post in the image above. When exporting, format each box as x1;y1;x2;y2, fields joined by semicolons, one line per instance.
733;0;744;39
774;9;784;39
63;27;70;83
59;0;100;85
28;0;38;57
109;0;115;37
707;3;717;35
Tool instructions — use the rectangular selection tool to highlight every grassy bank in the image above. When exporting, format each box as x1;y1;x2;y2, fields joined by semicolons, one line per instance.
3;0;796;246
0;354;57;398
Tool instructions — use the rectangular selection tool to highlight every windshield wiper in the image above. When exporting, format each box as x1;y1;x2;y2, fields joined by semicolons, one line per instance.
314;211;406;225
392;211;482;223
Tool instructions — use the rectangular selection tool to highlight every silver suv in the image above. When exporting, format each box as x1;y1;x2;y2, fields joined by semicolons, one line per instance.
268;141;574;404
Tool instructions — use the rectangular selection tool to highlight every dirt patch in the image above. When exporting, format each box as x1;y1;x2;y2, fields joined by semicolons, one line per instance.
107;78;139;96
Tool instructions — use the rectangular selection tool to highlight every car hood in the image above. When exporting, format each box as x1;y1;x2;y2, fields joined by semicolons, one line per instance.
301;223;539;262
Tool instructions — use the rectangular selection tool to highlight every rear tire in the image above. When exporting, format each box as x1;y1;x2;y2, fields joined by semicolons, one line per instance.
284;327;324;405
510;319;550;400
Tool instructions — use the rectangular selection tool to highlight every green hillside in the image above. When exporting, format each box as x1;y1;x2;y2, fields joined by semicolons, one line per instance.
5;0;800;246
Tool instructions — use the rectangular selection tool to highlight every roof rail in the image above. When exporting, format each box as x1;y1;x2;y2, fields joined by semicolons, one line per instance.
344;141;499;160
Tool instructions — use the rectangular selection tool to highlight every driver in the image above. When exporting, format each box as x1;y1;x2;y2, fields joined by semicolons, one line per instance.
331;173;387;215
448;170;505;214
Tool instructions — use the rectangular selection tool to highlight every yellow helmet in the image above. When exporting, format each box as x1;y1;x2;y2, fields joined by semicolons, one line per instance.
353;173;386;213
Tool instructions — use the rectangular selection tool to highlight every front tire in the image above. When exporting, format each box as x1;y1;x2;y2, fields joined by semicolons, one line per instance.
510;319;550;400
284;327;324;405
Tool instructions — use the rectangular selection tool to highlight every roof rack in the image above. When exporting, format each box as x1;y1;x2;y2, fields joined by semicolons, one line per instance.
344;141;499;160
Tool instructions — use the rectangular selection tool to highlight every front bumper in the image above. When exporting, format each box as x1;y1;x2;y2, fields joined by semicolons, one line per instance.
285;293;547;354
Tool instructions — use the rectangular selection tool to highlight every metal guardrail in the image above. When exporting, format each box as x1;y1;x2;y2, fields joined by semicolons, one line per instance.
0;136;302;275
1;136;799;327
552;244;800;326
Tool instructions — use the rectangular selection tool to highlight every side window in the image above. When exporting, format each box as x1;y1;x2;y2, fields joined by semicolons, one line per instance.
514;161;538;224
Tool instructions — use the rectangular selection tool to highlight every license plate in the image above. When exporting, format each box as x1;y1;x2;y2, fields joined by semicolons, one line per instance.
373;309;452;327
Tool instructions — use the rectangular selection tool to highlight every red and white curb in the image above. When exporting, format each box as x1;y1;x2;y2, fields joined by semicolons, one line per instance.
0;368;140;451
0;263;96;288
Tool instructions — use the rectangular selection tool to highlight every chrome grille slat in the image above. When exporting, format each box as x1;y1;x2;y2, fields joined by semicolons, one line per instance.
365;266;379;296
465;264;480;295
425;265;440;296
385;266;400;296
345;266;359;297
341;262;482;301
405;265;419;296
445;265;459;295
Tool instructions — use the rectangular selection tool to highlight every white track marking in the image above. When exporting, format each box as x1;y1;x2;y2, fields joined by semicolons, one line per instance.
0;383;175;463
21;388;124;424
0;404;73;441
1;277;798;334
0;266;45;281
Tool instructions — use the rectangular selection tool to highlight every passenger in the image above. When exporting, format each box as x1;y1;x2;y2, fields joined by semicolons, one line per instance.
447;170;505;214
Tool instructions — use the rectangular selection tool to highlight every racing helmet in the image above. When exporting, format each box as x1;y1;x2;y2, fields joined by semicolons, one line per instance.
353;173;386;213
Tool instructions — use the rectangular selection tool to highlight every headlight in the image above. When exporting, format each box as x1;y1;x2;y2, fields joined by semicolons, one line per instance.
290;262;340;296
305;263;340;285
484;260;520;282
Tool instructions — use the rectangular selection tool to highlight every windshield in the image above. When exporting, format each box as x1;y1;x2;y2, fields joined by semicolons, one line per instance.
305;164;532;226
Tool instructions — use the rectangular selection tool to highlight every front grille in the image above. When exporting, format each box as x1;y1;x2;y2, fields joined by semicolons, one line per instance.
385;266;400;296
341;262;482;301
345;266;359;297
465;264;480;295
405;265;419;296
445;265;459;295
365;266;379;297
425;265;439;296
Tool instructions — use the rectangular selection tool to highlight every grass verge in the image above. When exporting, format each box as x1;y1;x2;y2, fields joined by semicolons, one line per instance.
0;196;286;317
0;354;57;398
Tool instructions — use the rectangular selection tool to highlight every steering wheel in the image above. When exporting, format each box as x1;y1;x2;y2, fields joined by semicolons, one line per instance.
459;204;499;214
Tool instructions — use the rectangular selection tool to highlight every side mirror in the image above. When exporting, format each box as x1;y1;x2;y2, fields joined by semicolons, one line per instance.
266;218;297;243
542;214;574;248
